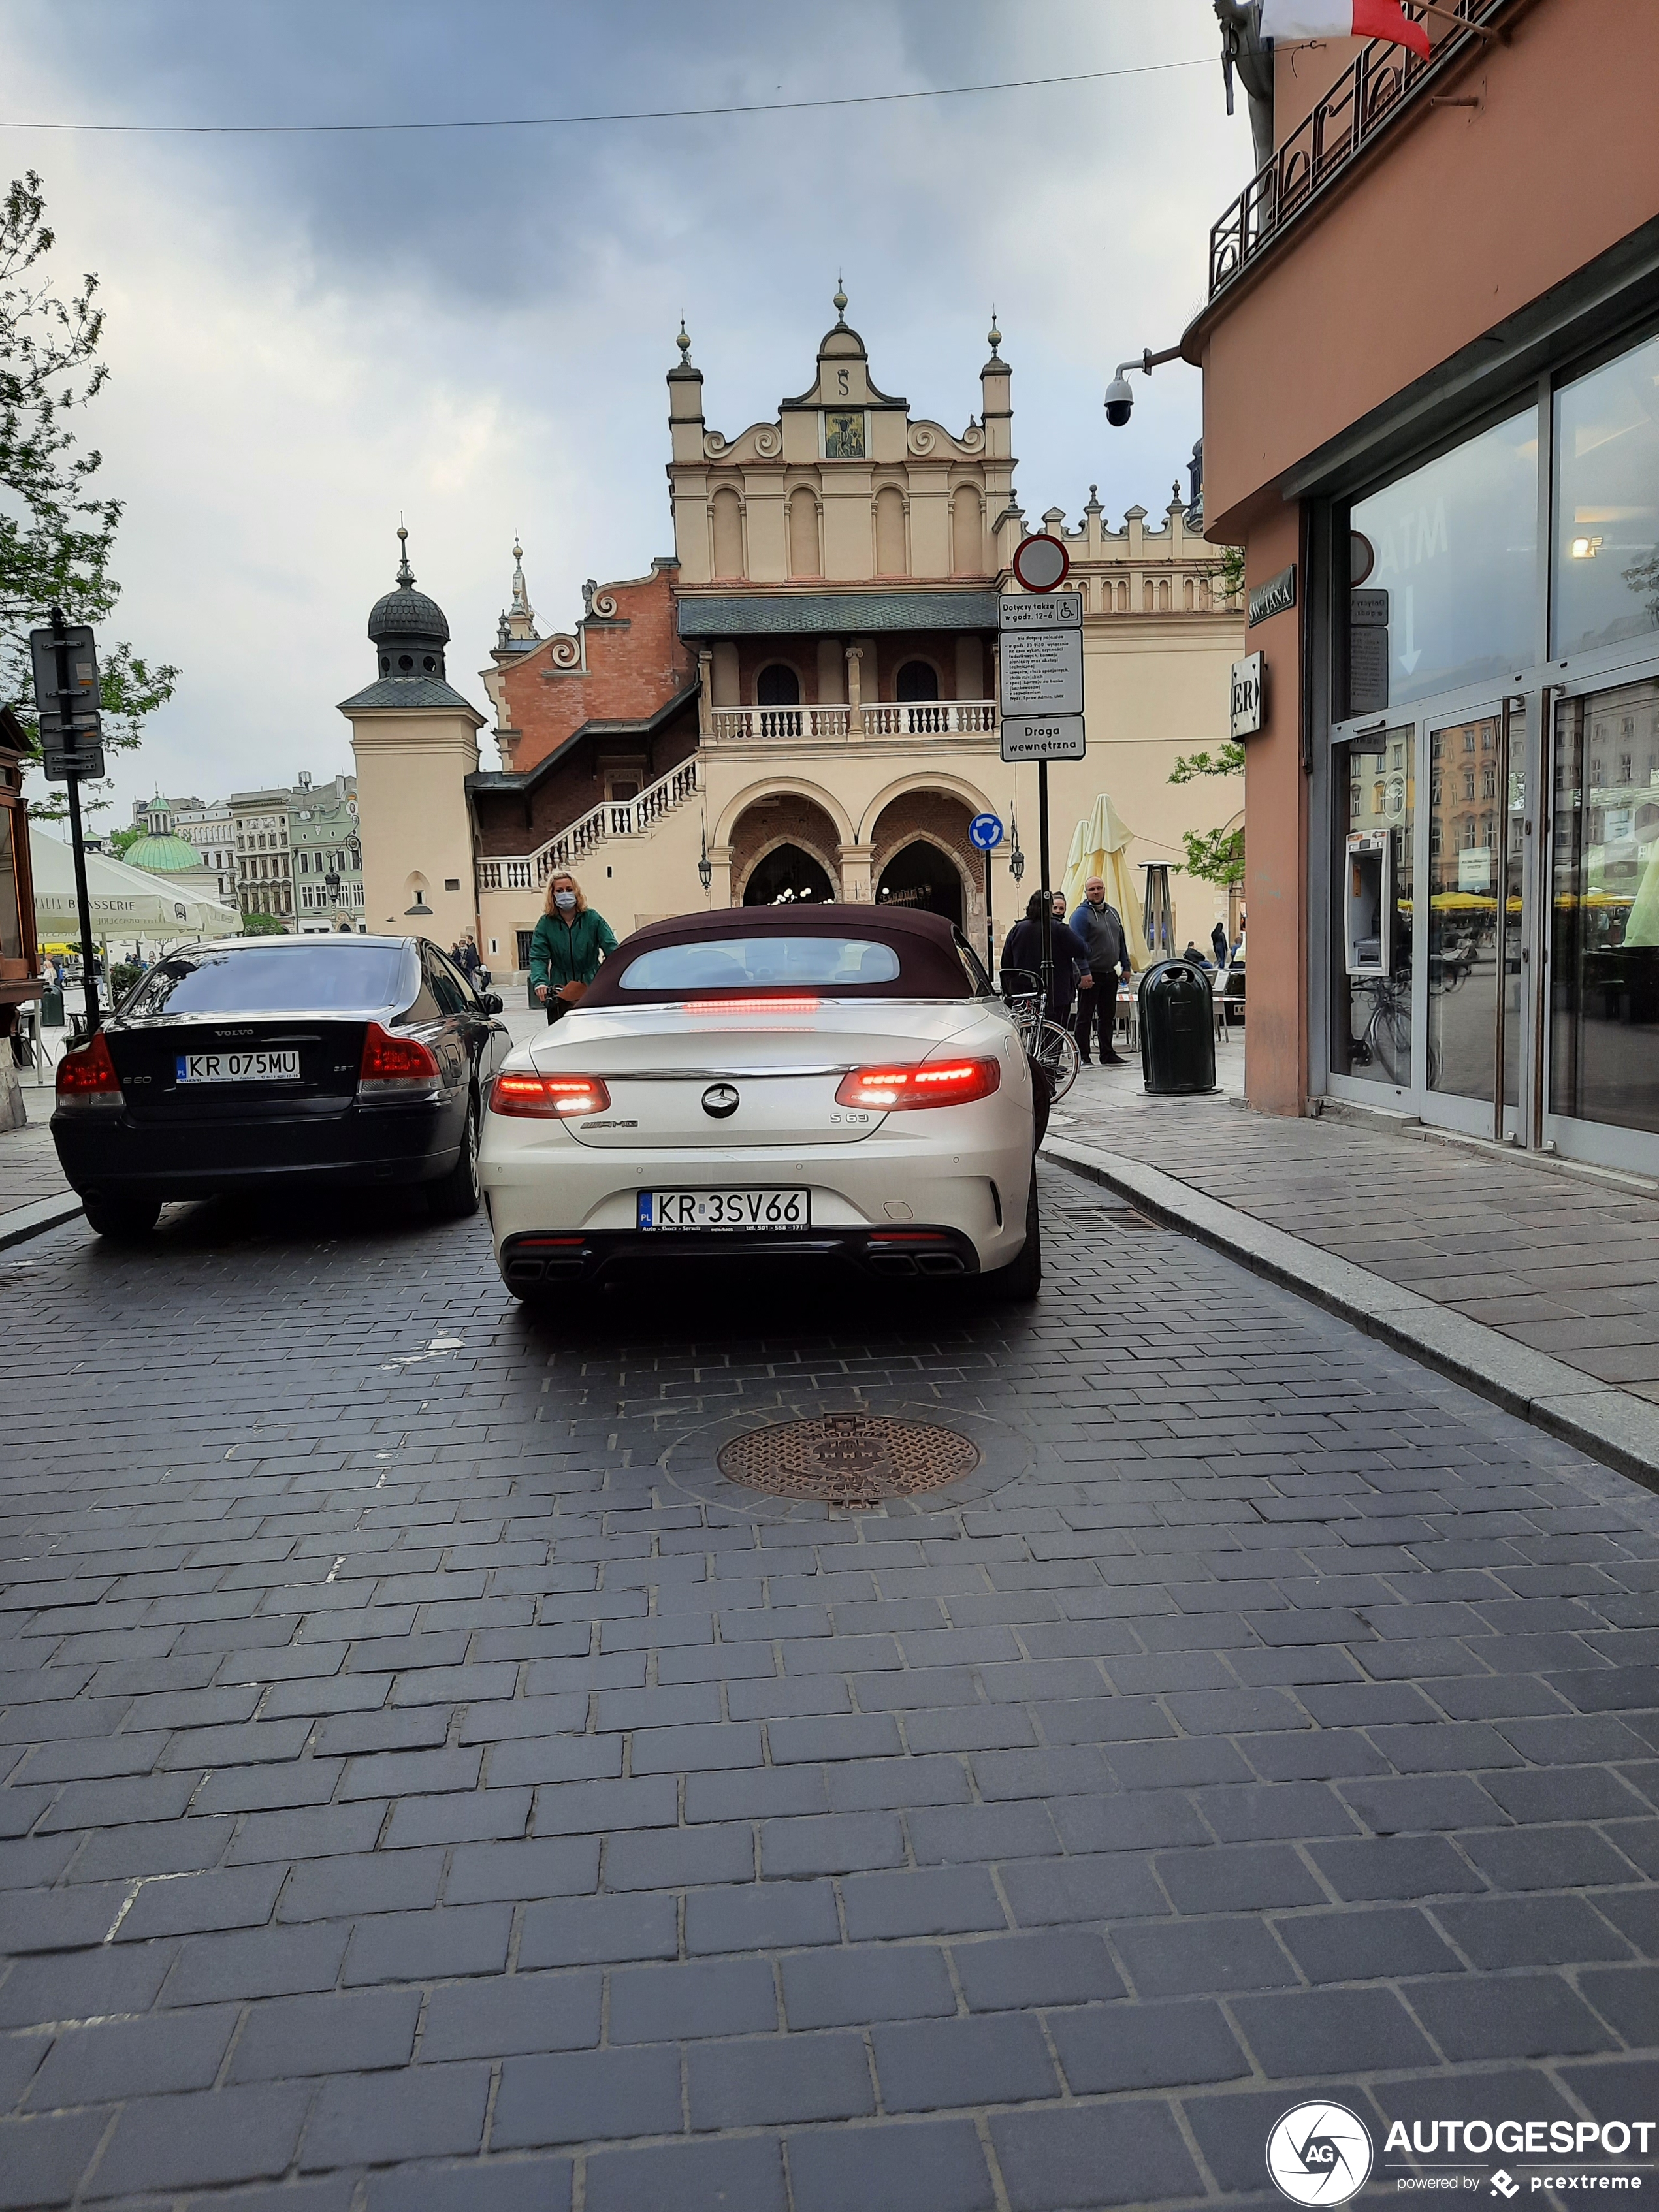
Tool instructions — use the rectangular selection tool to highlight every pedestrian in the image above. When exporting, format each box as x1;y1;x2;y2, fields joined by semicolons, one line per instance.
1069;874;1131;1066
1001;891;1087;1027
455;938;482;983
530;871;617;1025
1211;921;1229;970
1183;940;1213;969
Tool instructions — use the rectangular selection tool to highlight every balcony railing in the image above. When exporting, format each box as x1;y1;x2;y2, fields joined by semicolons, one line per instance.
1208;0;1511;300
477;756;703;895
709;701;997;743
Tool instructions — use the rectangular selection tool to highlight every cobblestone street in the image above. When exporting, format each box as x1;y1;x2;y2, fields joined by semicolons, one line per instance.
2;1163;1659;2209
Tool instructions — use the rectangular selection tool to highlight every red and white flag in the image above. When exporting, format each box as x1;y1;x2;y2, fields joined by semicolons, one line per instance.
1259;0;1432;58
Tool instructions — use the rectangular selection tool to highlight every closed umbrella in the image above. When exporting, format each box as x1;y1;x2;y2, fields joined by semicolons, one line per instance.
1061;794;1144;972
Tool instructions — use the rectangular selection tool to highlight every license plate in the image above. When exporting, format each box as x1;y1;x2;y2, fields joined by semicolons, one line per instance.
175;1050;300;1084
639;1189;810;1230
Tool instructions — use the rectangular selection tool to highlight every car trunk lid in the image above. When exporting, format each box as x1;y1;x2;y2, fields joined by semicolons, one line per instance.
105;1016;371;1124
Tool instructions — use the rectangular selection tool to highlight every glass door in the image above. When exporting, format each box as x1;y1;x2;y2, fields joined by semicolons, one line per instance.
1423;698;1528;1136
1332;726;1416;1097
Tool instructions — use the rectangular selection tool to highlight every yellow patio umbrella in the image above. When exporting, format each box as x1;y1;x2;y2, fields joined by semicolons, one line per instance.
1061;795;1145;970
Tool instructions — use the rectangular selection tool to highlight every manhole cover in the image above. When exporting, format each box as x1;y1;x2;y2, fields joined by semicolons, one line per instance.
716;1413;981;1507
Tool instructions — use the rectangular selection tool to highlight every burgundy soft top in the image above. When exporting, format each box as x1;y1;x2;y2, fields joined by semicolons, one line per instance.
579;903;974;1007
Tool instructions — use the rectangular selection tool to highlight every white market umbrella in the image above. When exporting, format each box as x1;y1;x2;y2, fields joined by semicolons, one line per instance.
1061;794;1145;971
29;826;241;942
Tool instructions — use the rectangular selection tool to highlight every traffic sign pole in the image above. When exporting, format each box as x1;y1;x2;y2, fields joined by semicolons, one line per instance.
1039;760;1053;1016
967;813;1004;982
984;848;994;978
52;611;101;1036
35;607;103;1034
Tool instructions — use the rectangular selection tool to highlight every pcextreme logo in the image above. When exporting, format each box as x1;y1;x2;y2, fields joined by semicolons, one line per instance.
1268;2102;1376;2204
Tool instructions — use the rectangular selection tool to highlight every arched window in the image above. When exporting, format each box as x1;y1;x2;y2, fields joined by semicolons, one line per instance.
756;664;801;707
787;489;820;579
711;487;744;578
875;487;907;576
895;661;939;703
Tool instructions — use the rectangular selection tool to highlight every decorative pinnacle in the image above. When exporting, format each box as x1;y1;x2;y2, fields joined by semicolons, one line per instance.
987;311;1001;357
833;277;848;324
676;319;691;362
395;521;415;588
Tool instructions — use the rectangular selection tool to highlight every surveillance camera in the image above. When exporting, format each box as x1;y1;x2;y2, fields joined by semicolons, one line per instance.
1104;375;1135;427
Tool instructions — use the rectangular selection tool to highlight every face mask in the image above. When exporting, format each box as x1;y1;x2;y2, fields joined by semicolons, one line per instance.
553;891;576;912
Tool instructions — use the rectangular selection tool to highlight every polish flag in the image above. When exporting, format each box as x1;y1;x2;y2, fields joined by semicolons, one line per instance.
1260;0;1432;59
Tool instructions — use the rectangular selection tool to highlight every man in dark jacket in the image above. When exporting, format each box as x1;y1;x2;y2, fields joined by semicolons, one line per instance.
1069;876;1131;1065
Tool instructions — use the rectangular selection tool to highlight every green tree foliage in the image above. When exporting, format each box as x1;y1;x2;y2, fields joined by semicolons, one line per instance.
1169;742;1245;891
0;171;178;820
240;912;286;936
107;823;143;858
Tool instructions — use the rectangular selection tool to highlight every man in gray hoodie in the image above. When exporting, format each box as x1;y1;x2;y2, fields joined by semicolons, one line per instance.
1069;876;1131;1065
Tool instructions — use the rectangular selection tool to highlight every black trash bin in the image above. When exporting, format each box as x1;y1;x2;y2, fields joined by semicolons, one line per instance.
1139;957;1217;1095
40;989;65;1029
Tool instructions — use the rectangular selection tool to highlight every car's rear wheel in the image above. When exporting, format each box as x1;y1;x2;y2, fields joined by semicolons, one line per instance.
428;1095;481;1219
986;1168;1041;1301
83;1194;161;1241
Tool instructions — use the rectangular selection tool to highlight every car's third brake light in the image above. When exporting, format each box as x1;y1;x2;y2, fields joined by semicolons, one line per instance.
685;997;820;1016
835;1057;1001;1109
489;1072;610;1117
357;1023;441;1098
54;1030;124;1114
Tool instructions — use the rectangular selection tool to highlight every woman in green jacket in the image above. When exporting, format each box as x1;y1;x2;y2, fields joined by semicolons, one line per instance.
530;871;618;1023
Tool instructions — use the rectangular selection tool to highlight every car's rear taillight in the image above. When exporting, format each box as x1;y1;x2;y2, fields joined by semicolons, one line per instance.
489;1072;611;1118
835;1057;1001;1110
357;1023;441;1097
55;1030;125;1114
685;997;820;1016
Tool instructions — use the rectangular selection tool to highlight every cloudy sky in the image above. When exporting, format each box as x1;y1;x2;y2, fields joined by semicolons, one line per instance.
1;0;1255;825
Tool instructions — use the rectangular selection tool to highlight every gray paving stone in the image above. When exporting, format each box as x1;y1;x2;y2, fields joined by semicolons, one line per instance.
584;2134;786;2212
229;1988;421;2081
1273;1906;1464;1981
341;1904;513;1984
686;2030;874;2128
24;2004;236;2106
1408;1970;1620;2058
607;1958;777;2042
300;2062;491;2167
871;2012;1057;2111
1231;1985;1440;2075
990;2100;1202;2209
1434;1894;1635;1968
0;2113;113;2211
491;2047;683;2147
361;2160;573;2212
786;2118;995;2212
841;1867;1008;1941
160;1922;350;2006
782;1944;955;2028
86;2082;311;2197
1050;1996;1249;2092
1113;1916;1299;1997
685;1878;842;1954
417;1970;602;2060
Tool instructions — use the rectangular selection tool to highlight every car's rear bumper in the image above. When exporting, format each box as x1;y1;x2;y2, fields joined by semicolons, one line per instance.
52;1104;460;1201
498;1223;984;1291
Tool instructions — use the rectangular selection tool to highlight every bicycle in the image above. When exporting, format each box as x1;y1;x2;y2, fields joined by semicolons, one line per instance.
1351;971;1440;1089
1003;979;1081;1102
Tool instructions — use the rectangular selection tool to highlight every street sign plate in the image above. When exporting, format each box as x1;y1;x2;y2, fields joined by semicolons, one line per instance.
41;738;105;782
969;812;1004;852
1012;533;1071;592
999;624;1083;715
1001;714;1085;763
998;590;1082;630
29;624;99;718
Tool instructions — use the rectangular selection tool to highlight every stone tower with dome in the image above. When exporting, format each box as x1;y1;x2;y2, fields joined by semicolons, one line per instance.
340;526;485;947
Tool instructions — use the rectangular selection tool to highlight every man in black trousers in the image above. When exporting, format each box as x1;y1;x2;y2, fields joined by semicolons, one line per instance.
1069;875;1131;1065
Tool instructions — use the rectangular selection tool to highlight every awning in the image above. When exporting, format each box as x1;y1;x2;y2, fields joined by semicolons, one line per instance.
29;827;242;940
677;591;1001;638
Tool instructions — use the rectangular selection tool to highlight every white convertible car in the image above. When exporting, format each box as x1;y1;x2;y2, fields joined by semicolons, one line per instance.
477;905;1042;1301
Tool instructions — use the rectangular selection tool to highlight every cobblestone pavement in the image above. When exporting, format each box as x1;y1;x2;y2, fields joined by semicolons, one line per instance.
2;1164;1658;2209
1054;1051;1659;1408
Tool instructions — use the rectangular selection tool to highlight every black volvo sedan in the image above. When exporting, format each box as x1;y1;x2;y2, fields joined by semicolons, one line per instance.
52;935;509;1238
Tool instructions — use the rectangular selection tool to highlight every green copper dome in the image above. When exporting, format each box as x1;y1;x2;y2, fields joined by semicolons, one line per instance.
124;831;203;875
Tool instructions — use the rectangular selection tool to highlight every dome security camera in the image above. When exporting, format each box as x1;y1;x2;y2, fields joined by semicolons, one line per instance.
1104;374;1135;427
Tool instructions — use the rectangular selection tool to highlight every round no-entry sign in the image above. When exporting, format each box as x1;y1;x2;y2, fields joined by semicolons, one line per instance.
1012;532;1070;592
969;812;1004;852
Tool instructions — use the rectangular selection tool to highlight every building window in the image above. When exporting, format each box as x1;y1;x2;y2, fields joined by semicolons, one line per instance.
756;664;801;707
895;660;940;703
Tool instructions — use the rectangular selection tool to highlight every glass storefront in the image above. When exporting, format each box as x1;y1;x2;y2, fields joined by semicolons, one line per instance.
1327;324;1659;1170
1550;674;1659;1136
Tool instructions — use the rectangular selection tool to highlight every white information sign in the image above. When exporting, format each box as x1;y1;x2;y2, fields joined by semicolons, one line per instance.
1001;714;1086;763
998;591;1082;630
1229;651;1264;739
999;627;1084;716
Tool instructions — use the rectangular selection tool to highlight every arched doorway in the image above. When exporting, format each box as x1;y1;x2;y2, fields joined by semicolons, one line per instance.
877;839;962;927
743;843;835;905
756;664;801;706
895;660;940;703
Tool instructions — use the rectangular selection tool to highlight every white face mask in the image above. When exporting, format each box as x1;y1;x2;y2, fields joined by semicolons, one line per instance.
553;891;577;912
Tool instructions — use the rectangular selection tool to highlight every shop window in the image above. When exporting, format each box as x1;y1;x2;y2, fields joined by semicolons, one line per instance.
1553;332;1659;661
1551;673;1659;1134
1348;408;1536;714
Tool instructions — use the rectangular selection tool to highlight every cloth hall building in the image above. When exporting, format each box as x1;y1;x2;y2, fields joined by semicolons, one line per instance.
342;299;1244;973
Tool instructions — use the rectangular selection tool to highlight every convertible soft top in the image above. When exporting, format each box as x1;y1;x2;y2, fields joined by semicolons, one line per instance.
580;903;974;1006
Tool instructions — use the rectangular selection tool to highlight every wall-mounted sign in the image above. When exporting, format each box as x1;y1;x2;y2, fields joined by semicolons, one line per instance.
1248;563;1297;628
1230;652;1264;740
1348;586;1391;717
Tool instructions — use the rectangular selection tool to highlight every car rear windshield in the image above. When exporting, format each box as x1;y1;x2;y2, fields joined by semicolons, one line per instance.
123;946;406;1016
617;937;903;993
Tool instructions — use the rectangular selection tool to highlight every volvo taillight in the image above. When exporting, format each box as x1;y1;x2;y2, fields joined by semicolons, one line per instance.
489;1072;611;1118
54;1030;124;1114
835;1057;1001;1110
357;1023;441;1098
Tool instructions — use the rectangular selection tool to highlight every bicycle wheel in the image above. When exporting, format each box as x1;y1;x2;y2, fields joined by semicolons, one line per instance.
1033;1020;1080;1101
1368;1001;1411;1085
